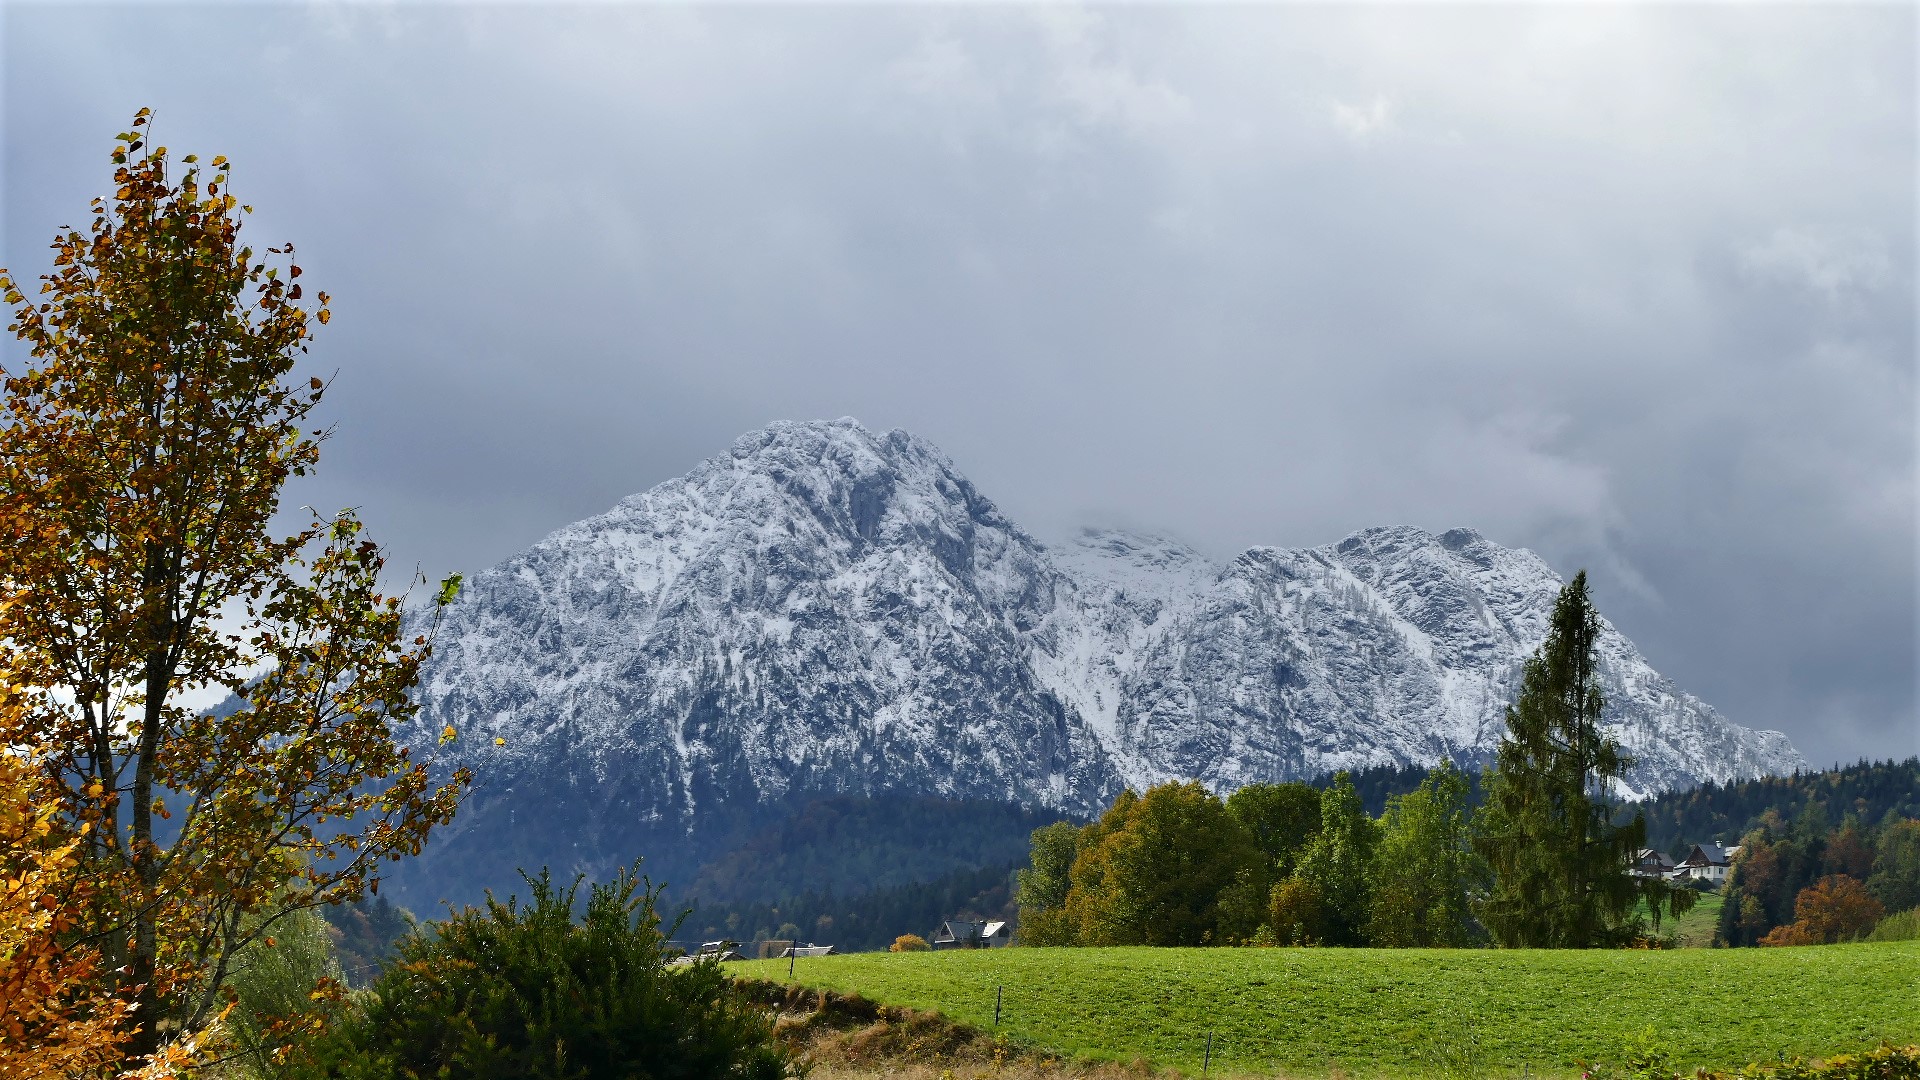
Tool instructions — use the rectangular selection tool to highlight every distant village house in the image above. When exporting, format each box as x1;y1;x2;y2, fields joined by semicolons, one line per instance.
931;920;1012;949
668;940;746;966
1631;848;1677;880
1672;842;1738;885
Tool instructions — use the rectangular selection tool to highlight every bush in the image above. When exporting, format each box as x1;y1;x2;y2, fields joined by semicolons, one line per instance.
293;865;792;1080
1706;1043;1920;1079
1584;1037;1920;1080
1866;906;1920;943
889;933;930;952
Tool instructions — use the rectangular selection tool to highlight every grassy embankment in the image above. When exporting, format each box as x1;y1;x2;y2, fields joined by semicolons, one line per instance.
1668;889;1724;947
1626;889;1724;948
737;940;1920;1078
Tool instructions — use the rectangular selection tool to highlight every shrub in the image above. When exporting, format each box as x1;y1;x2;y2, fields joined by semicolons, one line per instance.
1866;905;1920;943
293;865;791;1079
890;933;930;952
1585;1037;1920;1080
1706;1043;1920;1079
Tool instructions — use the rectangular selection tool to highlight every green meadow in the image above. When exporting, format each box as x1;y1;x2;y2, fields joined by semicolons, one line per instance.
737;941;1920;1077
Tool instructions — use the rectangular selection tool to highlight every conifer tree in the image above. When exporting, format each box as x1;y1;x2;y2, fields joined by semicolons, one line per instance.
1473;571;1644;947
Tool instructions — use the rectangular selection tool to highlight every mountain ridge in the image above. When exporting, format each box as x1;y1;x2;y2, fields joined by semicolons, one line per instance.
386;417;1802;907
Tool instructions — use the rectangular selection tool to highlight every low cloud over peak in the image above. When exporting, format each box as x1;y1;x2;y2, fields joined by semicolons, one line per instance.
3;3;1912;768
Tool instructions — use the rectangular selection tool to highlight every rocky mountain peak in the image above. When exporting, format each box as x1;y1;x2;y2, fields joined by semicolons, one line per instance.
392;421;1804;906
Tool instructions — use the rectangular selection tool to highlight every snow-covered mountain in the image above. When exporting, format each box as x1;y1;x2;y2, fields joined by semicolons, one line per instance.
389;418;1802;904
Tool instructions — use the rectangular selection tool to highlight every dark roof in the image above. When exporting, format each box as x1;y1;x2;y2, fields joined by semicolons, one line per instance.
1678;843;1729;867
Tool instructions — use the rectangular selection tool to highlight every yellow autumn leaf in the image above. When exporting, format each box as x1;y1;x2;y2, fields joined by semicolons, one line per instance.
439;725;457;745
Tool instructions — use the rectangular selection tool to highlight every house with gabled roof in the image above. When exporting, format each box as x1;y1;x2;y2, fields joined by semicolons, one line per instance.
931;919;1014;949
1631;848;1677;880
1673;842;1735;885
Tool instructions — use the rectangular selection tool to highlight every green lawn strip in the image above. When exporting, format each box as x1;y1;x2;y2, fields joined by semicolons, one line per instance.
1626;891;1726;947
1672;891;1725;947
736;941;1919;1078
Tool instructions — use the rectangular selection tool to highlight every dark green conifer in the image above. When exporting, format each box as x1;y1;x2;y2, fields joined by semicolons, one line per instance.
1473;571;1645;947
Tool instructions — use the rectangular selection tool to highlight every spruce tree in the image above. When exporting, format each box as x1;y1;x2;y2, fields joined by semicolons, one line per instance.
1473;571;1644;947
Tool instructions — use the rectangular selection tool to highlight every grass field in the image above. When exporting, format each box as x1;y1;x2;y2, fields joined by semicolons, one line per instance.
736;941;1920;1078
1670;891;1724;948
1627;890;1724;948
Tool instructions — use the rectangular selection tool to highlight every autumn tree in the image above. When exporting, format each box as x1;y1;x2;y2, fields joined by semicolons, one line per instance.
1030;789;1132;946
1062;782;1258;947
1820;822;1875;879
1265;877;1327;946
1473;571;1643;948
1758;875;1885;946
0;743;134;1080
0;112;468;1065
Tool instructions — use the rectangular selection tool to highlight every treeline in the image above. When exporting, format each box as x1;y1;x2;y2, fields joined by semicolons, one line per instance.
1717;804;1919;946
1315;761;1487;817
1018;765;1496;947
683;795;1060;906
1313;757;1920;858
677;861;1017;953
1638;758;1920;854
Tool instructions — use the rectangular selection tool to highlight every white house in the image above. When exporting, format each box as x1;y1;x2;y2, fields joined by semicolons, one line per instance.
1672;842;1735;885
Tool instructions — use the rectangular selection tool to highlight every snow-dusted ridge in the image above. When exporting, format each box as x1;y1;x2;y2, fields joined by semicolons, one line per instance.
398;418;1802;892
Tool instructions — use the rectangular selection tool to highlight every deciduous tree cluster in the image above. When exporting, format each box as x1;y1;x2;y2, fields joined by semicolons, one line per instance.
1018;574;1680;950
1721;809;1918;946
1016;765;1490;948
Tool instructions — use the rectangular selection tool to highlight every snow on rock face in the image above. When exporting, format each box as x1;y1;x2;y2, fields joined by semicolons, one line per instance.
405;419;1803;849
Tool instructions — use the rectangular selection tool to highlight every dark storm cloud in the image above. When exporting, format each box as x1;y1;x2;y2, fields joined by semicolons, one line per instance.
4;3;1913;766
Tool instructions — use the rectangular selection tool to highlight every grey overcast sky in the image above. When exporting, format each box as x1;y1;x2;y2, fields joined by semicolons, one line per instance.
3;3;1914;768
